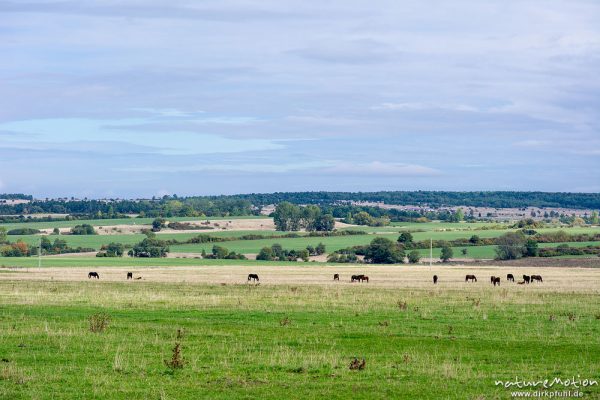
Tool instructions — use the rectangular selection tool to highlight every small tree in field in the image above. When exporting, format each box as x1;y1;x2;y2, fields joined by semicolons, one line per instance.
495;232;526;260
397;232;414;247
407;250;421;264
440;245;453;262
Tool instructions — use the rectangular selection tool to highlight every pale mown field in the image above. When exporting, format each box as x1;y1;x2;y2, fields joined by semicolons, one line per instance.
1;265;599;399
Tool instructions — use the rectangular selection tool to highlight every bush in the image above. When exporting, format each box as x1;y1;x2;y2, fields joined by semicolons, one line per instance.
257;247;275;261
205;245;247;260
165;343;184;370
7;228;40;235
129;237;169;258
495;232;526;260
0;241;33;257
440;245;453;262
88;313;110;333
327;252;359;263
99;242;124;257
70;224;96;235
407;250;421;264
364;237;404;264
152;218;167;232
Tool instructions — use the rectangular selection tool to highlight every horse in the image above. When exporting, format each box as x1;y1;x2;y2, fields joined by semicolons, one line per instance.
507;273;514;282
523;275;531;284
491;276;501;286
333;274;340;281
361;276;369;283
465;274;477;282
127;272;133;280
531;274;543;283
433;275;438;284
247;274;259;282
88;272;99;279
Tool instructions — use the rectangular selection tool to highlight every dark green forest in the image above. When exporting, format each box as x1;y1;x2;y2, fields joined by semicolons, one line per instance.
0;191;598;219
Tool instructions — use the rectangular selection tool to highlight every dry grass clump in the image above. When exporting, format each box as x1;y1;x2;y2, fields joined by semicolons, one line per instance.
88;313;110;333
164;343;185;370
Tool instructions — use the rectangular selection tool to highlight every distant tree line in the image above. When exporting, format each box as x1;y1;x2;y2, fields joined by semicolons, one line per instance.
273;202;335;231
0;193;33;200
220;191;600;209
2;192;598;219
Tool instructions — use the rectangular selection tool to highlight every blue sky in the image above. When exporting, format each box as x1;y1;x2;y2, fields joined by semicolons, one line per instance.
0;0;599;197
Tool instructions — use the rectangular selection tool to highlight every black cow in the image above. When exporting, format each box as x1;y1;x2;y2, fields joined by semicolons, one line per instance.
507;273;514;282
523;275;531;284
247;273;259;282
491;276;501;286
465;274;477;282
433;275;438;284
333;274;340;281
88;272;99;279
127;272;133;280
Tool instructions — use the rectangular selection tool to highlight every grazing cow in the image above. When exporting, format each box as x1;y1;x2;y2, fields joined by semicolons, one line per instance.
531;274;543;283
433;275;438;284
465;274;477;282
523;275;531;284
333;274;340;281
507;273;514;282
491;276;501;286
88;272;99;279
247;273;259;282
127;272;133;280
361;276;369;283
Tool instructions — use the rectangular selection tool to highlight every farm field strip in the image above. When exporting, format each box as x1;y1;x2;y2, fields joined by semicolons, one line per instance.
0;257;319;268
0;215;264;230
2;264;600;290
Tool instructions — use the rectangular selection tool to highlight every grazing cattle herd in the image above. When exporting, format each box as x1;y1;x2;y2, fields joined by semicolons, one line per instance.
85;271;544;286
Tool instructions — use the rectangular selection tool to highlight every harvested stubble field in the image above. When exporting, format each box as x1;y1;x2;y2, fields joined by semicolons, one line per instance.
1;265;599;399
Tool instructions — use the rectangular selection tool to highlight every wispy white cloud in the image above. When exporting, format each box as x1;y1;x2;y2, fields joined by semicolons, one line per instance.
373;102;480;112
324;161;441;177
116;161;328;174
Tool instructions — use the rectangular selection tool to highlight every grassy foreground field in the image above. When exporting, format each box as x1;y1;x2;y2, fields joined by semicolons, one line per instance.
1;266;599;399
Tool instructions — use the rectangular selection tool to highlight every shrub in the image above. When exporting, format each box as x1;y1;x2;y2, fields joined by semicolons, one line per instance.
440;245;453;262
164;343;184;370
88;313;110;333
7;228;40;235
364;237;404;264
71;224;96;235
495;232;526;260
407;250;421;264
